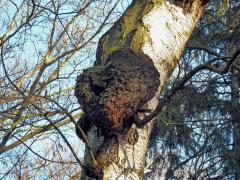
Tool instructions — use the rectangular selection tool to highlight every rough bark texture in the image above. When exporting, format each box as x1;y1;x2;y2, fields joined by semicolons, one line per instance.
76;0;208;179
75;48;160;131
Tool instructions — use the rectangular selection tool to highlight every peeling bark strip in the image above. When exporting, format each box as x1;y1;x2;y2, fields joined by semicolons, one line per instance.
76;0;209;179
75;48;160;131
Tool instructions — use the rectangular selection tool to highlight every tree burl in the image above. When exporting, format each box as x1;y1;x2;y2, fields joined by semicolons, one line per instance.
75;48;160;132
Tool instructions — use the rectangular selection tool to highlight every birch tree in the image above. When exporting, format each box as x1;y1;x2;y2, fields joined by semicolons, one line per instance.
75;0;211;179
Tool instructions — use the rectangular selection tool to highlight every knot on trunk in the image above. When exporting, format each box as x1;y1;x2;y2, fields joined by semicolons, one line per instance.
75;48;160;132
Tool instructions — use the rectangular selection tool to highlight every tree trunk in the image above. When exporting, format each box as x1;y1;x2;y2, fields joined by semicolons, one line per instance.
79;0;208;179
231;67;240;178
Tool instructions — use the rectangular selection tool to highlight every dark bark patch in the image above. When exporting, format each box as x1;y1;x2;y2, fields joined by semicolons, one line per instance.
176;0;194;13
82;137;119;179
75;115;91;141
95;136;119;168
175;0;209;13
83;163;103;180
123;127;139;145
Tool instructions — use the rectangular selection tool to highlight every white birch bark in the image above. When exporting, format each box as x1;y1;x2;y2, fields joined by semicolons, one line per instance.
81;0;208;179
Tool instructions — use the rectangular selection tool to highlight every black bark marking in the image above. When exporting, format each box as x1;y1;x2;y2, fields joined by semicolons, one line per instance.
175;0;209;13
123;127;139;145
83;163;103;180
95;136;119;168
82;136;119;179
75;115;91;141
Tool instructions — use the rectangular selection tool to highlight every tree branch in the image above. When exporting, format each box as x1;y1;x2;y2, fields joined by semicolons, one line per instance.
135;49;240;128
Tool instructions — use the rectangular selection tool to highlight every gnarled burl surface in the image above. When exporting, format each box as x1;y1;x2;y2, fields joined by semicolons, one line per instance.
75;48;160;132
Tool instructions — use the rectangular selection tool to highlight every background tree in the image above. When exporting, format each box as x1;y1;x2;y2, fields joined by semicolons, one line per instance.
146;0;240;179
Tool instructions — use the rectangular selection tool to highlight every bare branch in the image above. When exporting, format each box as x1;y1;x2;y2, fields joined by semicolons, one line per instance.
135;49;240;128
